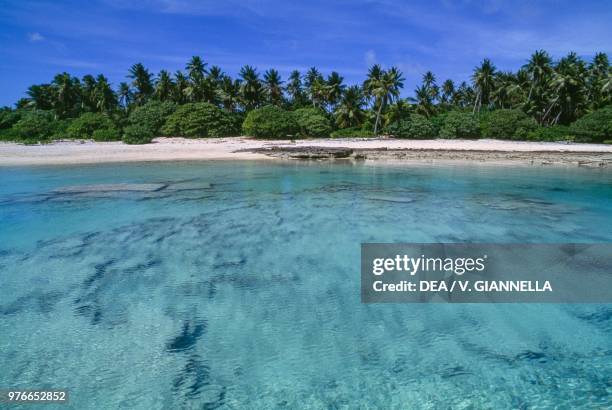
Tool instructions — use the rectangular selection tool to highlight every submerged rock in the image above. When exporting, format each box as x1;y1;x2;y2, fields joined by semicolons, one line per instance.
54;183;168;194
366;196;416;203
166;181;212;191
246;146;354;159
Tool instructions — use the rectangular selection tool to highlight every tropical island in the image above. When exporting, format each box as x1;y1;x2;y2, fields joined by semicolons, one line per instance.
0;51;610;153
2;1;612;408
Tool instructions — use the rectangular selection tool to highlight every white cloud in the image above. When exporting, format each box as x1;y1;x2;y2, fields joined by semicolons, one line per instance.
46;58;101;69
365;50;376;66
28;32;45;42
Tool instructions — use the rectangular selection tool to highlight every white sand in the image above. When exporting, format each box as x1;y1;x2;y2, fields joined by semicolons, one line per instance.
1;137;611;166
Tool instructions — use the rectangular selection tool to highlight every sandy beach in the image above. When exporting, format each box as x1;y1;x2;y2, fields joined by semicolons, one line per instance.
1;137;612;167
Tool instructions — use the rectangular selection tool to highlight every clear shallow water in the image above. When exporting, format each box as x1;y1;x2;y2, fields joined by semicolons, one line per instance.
0;161;611;409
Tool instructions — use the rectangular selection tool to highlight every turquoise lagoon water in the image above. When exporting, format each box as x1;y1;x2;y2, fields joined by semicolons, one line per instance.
0;161;611;409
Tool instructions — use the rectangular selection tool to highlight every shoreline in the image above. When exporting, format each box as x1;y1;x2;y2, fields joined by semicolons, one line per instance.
1;137;611;167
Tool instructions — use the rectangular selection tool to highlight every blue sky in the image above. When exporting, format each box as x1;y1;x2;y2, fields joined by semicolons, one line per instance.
1;0;611;106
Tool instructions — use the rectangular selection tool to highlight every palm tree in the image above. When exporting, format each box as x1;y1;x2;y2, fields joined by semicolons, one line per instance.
384;99;411;126
334;85;365;128
453;81;474;108
184;56;209;102
587;52;610;109
492;71;523;109
601;72;612;105
93;74;117;112
239;65;264;110
286;70;306;107
172;71;189;104
220;76;241;112
410;85;436;118
207;65;224;86
364;66;404;134
304;67;324;107
26;84;55;111
545;52;587;124
524;50;552;102
186;56;207;83
128;63;154;106
155;70;174;102
440;79;455;105
363;64;383;105
522;50;553;122
52;72;81;118
263;69;284;106
81;74;97;111
422;71;439;102
325;71;345;110
117;82;132;111
472;59;497;113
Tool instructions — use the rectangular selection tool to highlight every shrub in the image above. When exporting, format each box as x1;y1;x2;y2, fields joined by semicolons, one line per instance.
128;101;176;136
439;111;480;139
66;112;119;139
569;105;612;143
527;125;573;142
293;107;332;138
480;109;537;140
0;127;19;141
0;109;21;130
92;128;121;141
430;112;448;136
386;115;435;139
123;124;154;144
162;103;238;138
330;127;374;138
242;105;299;139
12;110;56;141
384;120;410;137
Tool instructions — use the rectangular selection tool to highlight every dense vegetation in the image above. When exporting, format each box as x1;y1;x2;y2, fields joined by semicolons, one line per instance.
0;51;610;144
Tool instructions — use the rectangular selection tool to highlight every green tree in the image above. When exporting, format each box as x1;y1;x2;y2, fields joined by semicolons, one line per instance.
293;107;332;138
263;69;284;106
117;82;132;111
440;79;455;105
364;66;404;135
569;104;612;142
172;71;189;104
325;71;345;110
439;111;480;138
93;75;117;113
66;112;119;140
334;85;366;129
25;84;55;111
587;52;610;109
286;70;307;107
472;59;497;113
304;67;325;108
81;75;97;112
220;76;241;112
128;100;177;136
154;70;174;102
545;52;587;125
242;105;298;138
162;102;238;137
128;63;154;106
239;65;264;110
411;85;436;118
52;72;81;118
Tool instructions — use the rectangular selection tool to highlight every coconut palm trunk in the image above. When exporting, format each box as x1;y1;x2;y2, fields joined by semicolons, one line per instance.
374;100;384;135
